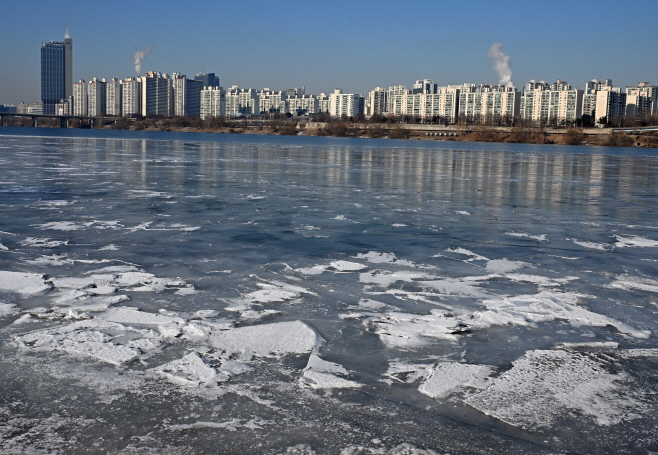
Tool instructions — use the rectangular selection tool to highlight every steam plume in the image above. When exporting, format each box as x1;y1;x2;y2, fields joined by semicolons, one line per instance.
133;45;153;74
487;43;514;88
65;23;70;39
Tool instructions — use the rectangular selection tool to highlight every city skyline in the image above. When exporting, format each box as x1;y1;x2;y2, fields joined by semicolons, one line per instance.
1;0;657;105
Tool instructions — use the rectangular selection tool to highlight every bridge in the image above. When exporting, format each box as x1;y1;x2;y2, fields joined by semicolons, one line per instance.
0;113;120;128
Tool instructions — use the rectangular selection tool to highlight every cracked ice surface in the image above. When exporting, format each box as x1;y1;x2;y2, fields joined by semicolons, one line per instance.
0;131;657;454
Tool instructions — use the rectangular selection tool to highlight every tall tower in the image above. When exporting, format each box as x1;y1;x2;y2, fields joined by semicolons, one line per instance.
41;30;72;115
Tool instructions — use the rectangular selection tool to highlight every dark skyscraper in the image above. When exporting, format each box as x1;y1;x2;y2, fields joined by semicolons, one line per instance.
194;72;219;89
41;33;72;115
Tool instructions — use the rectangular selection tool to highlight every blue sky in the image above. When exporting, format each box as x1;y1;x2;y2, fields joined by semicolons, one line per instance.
1;0;656;105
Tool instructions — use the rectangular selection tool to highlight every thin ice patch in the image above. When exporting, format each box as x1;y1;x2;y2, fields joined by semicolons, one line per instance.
300;354;362;389
419;362;494;399
465;349;647;430
614;235;658;248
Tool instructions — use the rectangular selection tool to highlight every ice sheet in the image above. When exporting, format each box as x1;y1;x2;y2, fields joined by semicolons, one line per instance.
419;362;494;399
0;271;52;295
301;354;362;389
465;349;646;429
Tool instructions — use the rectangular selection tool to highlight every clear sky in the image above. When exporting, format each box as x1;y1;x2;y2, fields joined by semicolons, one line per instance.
1;0;657;105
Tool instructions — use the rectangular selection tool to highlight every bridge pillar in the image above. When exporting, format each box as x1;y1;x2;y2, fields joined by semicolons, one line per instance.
32;116;37;128
60;117;67;129
0;115;3;127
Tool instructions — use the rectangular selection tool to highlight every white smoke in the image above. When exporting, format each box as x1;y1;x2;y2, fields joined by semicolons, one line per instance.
487;43;514;88
133;45;153;74
65;23;70;39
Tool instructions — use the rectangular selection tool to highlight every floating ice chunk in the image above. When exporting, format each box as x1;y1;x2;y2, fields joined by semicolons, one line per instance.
455;211;470;215
169;418;270;431
392;224;408;227
15;319;163;365
338;312;366;320
382;360;433;385
555;341;619;350
357;299;388;310
359;270;430;288
37;221;93;231
296;265;328;275
614;235;658;248
0;243;7;251
503;273;578;287
0;302;18;317
444;247;489;262
353;251;417;267
419;277;490;297
505;231;547;241
465;349;646;430
153;351;227;386
84;265;140;275
364;311;464;348
475;291;650;338
301;354;362;389
175;285;198;295
0;271;52;296
609;274;658;294
19;237;68;248
208;320;320;359
23;253;75;266
333;215;346;220
419;362;494;399
99;244;119;251
330;261;367;272
243;280;315;303
571;239;608;250
485;258;527;273
238;309;283;321
103;307;184;326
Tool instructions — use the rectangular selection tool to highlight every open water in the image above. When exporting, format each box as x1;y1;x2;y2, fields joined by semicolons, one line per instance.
0;127;657;454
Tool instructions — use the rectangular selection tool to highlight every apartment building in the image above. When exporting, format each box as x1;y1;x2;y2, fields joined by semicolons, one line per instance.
121;77;141;116
173;74;203;117
287;95;319;115
367;87;387;116
259;89;286;114
626;82;657;120
329;89;361;118
460;85;520;124
200;87;225;119
73;79;87;116
519;80;582;124
106;78;121;116
140;72;172;117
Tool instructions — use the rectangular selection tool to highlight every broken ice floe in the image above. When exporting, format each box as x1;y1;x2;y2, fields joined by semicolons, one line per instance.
609;274;658;294
465;349;647;430
571;239;609;251
363;291;650;349
19;237;68;248
614;235;658;248
382;360;433;385
419;362;494;399
152;351;230;386
505;231;548;242
0;271;52;296
0;243;7;251
0;302;18;317
14;319;164;365
208;320;320;359
300;354;362;389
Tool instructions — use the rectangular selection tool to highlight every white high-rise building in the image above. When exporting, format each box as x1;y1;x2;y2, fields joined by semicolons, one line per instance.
329;89;361;118
200;87;226;119
412;79;436;94
581;79;613;118
286;95;318;115
73;79;87;116
459;85;521;124
318;93;329;114
259;89;286;114
87;78;106;117
121;77;141;116
595;86;626;126
519;80;582;125
367;87;387;116
106;78;121;116
386;86;409;113
225;86;259;117
626;82;657;120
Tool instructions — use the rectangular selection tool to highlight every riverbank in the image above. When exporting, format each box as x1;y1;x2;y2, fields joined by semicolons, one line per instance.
2;117;657;147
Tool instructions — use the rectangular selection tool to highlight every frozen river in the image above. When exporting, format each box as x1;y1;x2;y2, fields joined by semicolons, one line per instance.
0;127;657;454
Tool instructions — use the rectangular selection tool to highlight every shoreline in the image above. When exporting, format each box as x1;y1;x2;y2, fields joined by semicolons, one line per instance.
2;122;657;148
